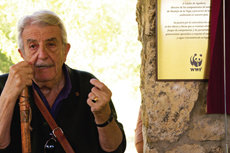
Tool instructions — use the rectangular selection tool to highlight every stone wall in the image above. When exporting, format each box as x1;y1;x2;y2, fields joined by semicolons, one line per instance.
136;0;230;152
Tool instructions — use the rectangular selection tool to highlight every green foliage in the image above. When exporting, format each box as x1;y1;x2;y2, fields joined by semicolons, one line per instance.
0;2;141;150
0;0;141;99
0;49;14;73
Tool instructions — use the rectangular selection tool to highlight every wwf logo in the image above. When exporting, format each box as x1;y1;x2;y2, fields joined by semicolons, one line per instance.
190;53;202;71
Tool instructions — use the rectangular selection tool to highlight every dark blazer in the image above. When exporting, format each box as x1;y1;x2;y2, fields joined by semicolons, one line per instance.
0;66;126;153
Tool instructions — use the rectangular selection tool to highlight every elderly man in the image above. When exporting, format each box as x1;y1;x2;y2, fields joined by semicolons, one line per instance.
0;10;126;153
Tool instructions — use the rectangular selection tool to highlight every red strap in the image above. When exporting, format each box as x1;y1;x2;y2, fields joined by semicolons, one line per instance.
33;89;75;153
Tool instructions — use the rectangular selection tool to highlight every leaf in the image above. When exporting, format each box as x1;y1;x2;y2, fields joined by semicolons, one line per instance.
0;49;14;73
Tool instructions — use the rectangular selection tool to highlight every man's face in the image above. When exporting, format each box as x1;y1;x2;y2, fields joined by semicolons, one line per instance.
20;24;70;82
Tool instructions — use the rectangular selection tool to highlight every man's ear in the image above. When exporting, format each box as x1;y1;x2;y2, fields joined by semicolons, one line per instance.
64;43;71;61
18;49;25;59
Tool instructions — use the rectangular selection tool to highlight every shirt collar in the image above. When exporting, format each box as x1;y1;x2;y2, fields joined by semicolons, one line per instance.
32;64;72;118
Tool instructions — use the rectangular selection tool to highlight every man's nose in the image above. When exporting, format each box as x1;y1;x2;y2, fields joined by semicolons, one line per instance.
37;45;48;59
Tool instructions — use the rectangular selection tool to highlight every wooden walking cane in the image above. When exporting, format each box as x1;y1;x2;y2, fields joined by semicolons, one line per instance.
19;87;31;153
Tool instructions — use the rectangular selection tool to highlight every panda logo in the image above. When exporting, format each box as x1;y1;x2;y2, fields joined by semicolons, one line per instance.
190;53;202;67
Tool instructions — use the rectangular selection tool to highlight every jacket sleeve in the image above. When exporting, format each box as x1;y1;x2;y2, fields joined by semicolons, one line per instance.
76;70;127;153
0;74;10;153
0;74;22;153
101;101;126;153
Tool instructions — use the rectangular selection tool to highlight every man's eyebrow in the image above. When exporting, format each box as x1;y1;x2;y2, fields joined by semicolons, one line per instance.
26;39;37;44
26;38;57;44
46;37;58;42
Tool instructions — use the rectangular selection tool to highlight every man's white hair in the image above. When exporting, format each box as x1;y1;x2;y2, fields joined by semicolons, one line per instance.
17;10;68;52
